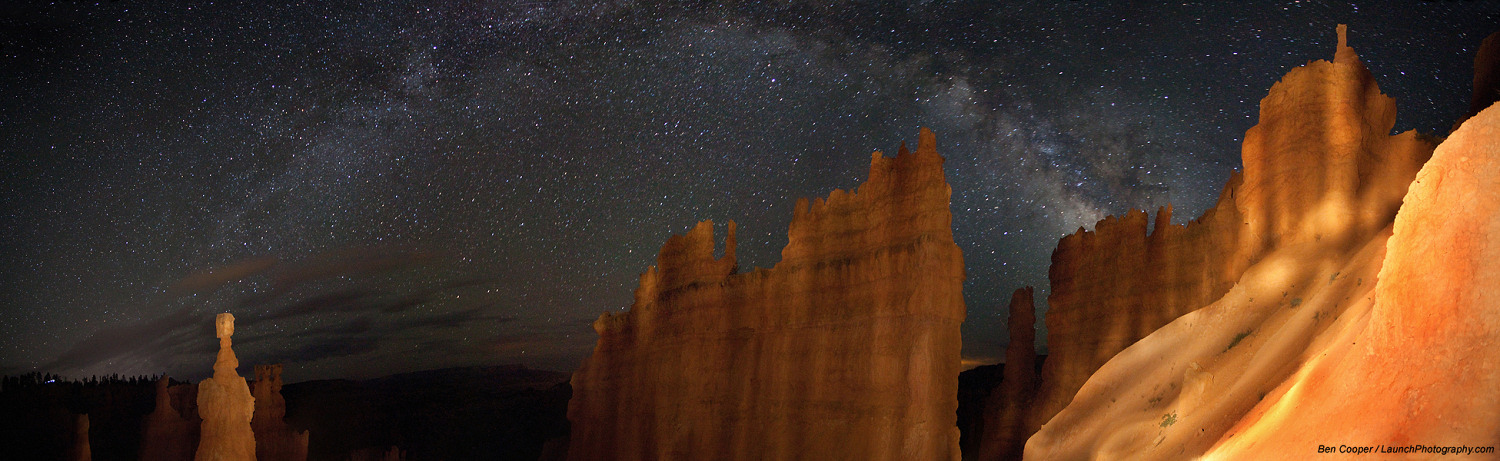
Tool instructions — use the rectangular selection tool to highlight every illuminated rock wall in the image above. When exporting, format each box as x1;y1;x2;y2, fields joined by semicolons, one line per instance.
994;25;1435;460
1018;26;1498;461
1202;91;1500;461
567;128;966;461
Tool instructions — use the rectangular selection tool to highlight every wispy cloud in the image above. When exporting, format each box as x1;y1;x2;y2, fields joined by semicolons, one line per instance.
37;247;511;379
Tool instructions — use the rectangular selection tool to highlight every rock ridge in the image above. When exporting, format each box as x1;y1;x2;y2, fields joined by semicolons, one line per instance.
568;127;965;461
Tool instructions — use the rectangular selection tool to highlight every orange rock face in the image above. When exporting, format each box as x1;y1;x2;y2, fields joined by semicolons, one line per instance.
995;25;1435;459
1017;26;1500;461
251;364;309;461
196;313;257;461
567;128;966;461
1202;96;1500;461
140;376;199;461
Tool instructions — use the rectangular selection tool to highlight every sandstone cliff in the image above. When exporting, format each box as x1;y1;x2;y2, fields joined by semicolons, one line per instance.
961;23;1434;459
567;128;966;461
196;313;257;461
251;364;309;461
994;26;1435;459
1024;98;1500;461
1019;26;1500;461
1200;79;1500;461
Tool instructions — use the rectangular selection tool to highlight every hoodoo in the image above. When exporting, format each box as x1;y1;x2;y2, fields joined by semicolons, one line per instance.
195;313;257;461
973;288;1040;461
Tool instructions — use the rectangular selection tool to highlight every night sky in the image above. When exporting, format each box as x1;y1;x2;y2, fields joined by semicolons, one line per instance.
2;1;1496;381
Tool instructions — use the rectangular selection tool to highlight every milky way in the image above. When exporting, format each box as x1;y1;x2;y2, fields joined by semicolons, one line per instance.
2;1;1496;380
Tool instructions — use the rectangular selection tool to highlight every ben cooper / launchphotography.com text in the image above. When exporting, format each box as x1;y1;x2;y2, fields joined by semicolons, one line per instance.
1318;444;1497;455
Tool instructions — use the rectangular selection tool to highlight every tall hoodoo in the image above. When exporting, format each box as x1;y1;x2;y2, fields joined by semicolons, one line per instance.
998;25;1434;460
567;128;966;461
973;287;1039;461
195;313;257;461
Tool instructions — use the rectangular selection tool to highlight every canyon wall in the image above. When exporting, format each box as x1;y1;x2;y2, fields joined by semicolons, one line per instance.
1201;96;1500;460
567;128;966;461
1024;92;1500;461
985;25;1436;459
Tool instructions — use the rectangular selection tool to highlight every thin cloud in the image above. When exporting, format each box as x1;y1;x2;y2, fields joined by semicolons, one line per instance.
166;256;280;297
41;305;203;376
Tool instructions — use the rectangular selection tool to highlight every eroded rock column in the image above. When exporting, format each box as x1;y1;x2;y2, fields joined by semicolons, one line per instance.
195;313;256;461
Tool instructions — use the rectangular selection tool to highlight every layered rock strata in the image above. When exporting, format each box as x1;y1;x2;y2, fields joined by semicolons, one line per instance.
1200;81;1500;461
1019;26;1494;461
1026;92;1500;461
251;364;309;461
567;128;966;461
196;313;257;461
991;26;1435;459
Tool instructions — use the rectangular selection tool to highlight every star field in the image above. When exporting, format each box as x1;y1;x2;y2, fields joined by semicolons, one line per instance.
2;1;1496;380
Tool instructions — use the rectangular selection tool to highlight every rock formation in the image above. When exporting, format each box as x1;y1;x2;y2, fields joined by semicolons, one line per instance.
972;288;1039;461
980;25;1436;460
251;364;309;461
196;313;257;461
1201;80;1500;461
1455;31;1500;130
567;128;966;461
140;375;199;460
68;413;90;461
1025;95;1500;461
1019;26;1500;461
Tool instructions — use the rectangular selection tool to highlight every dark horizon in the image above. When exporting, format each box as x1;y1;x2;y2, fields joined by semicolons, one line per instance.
3;1;1498;383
